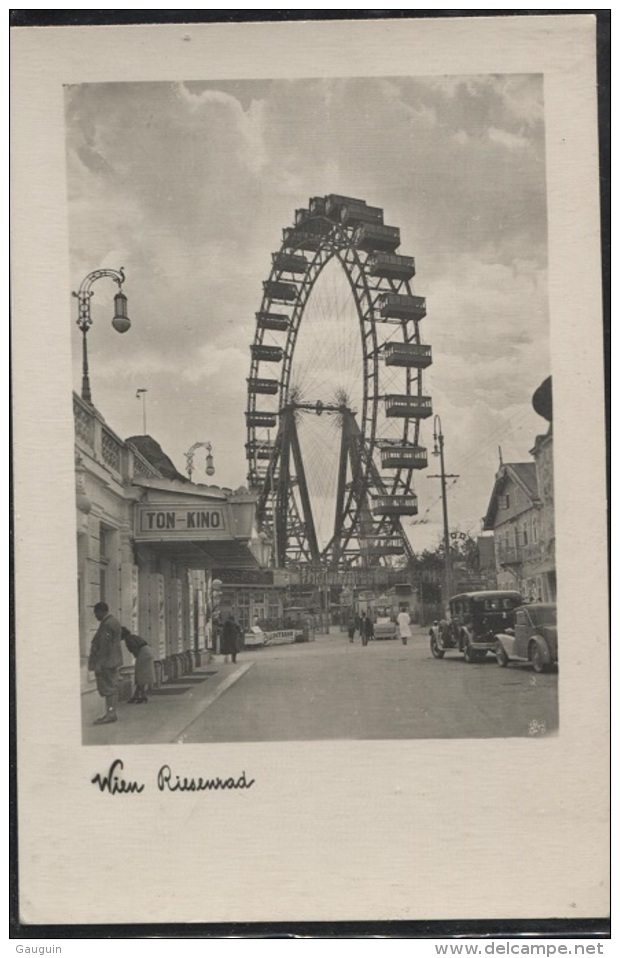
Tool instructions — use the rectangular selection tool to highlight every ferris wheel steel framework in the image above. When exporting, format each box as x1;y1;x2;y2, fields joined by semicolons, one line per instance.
246;195;433;573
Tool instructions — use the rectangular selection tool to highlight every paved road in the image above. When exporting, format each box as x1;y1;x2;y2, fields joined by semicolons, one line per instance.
181;626;558;742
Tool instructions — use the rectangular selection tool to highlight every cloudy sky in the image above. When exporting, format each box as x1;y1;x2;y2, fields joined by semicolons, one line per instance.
65;74;549;553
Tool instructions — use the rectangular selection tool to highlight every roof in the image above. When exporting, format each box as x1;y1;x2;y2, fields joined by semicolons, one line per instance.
510;462;539;500
126;435;189;483
483;462;540;530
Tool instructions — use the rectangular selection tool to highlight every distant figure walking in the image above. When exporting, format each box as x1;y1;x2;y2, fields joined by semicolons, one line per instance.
221;615;242;664
361;612;374;647
347;616;356;643
88;601;123;725
121;627;155;704
397;606;412;646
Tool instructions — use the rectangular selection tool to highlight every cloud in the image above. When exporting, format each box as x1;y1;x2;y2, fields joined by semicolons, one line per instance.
181;344;249;385
488;126;530;150
175;82;268;175
65;75;550;534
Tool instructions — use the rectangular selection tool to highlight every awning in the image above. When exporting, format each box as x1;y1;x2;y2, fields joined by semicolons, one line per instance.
130;478;270;570
135;538;264;570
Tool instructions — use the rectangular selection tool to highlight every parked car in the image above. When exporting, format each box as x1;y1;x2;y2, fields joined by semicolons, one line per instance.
494;603;558;673
429;590;523;663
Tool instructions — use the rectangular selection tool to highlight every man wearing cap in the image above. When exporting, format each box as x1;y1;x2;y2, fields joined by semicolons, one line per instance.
88;601;123;725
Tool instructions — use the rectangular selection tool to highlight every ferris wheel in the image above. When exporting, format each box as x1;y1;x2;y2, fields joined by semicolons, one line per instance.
246;194;433;571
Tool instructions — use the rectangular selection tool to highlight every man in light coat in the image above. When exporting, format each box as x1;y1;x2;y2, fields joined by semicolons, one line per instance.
88;601;123;725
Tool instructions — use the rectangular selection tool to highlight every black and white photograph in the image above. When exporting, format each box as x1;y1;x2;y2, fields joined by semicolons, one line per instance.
11;14;608;929
66;73;558;745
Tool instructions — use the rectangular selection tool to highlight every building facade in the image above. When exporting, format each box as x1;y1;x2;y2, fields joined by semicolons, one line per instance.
74;393;268;701
214;567;294;631
483;377;556;602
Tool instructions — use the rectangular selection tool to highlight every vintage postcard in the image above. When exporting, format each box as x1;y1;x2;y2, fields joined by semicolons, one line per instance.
11;15;608;928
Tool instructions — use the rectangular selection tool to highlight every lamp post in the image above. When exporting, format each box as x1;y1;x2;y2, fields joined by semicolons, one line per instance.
185;441;215;481
73;268;130;404
429;415;459;606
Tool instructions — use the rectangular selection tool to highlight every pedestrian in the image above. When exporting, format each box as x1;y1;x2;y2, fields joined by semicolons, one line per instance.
121;627;155;704
88;601;123;725
347;616;356;643
397;605;412;646
221;614;241;663
361;612;374;647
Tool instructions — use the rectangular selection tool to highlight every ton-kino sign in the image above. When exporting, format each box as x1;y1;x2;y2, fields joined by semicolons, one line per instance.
134;504;230;540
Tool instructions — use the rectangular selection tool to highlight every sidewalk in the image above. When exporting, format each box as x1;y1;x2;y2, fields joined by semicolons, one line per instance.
82;660;254;746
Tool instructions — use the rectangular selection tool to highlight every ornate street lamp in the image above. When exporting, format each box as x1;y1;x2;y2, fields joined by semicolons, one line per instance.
73;267;130;404
185;441;215;481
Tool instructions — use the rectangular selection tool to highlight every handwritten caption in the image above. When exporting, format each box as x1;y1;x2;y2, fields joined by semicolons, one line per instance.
91;758;255;794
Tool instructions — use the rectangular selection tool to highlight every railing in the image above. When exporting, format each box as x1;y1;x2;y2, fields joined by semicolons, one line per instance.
247;377;280;395
101;427;123;473
251;344;284;362
368;253;414;270
73;394;96;448
132;452;159;478
74;391;161;484
384;343;432;367
384;395;433;418
380;444;428;469
372;495;418;514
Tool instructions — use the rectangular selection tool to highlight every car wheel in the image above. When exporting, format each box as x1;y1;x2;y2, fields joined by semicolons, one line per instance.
529;638;548;673
495;641;509;667
463;641;476;663
430;632;445;659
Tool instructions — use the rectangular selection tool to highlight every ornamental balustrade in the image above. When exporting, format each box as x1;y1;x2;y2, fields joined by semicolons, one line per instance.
73;391;159;484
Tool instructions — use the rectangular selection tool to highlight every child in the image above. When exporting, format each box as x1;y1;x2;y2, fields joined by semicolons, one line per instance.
121;627;156;704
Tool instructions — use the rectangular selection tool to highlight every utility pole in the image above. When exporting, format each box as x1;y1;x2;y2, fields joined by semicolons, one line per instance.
427;415;459;606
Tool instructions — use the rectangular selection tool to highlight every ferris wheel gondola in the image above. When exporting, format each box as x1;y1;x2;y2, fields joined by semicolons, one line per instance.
246;194;433;572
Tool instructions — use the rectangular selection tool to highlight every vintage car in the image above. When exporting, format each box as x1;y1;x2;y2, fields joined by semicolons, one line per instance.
429;590;523;663
373;613;397;640
494;602;558;673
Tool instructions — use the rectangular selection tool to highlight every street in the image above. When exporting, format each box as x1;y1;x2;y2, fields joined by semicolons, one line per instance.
180;625;558;742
